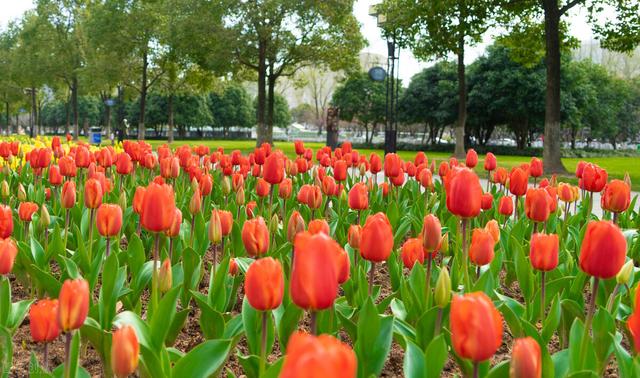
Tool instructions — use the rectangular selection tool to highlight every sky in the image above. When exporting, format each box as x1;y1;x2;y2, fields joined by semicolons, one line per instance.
1;0;601;83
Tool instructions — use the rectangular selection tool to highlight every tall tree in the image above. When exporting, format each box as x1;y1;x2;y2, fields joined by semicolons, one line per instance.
380;0;493;157
219;0;364;146
498;0;640;172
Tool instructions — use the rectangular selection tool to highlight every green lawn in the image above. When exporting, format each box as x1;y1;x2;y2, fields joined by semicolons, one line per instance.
144;139;639;191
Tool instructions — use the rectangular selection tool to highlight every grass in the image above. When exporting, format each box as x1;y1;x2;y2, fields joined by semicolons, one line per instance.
145;139;639;190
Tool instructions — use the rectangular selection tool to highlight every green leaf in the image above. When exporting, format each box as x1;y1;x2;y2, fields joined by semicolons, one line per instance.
424;335;448;378
172;339;232;377
403;340;427;378
354;297;393;378
241;297;275;356
150;286;181;350
0;327;12;376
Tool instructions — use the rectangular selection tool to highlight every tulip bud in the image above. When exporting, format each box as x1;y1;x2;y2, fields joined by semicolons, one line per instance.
617;260;634;285
208;210;222;244
40;205;50;228
189;189;202;215
439;233;449;255
624;172;631;188
111;325;139;378
221;176;231;195
229;258;239;276
435;267;451;308
0;238;18;275
18;184;26;201
57;278;89;332
158;258;172;293
0;180;9;199
339;189;347;203
359;162;366;177
287;211;305;243
236;187;245;206
190;178;199;192
270;214;280;234
118;191;127;212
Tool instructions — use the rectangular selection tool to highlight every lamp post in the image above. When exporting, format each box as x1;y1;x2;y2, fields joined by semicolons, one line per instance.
369;4;399;154
24;88;36;138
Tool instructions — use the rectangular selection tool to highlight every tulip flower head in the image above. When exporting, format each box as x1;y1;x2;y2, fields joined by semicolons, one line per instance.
450;292;503;362
111;325;139;378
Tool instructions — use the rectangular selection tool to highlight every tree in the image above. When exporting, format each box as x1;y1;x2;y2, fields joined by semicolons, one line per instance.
0;24;24;135
398;62;458;145
253;93;291;131
498;0;640;172
380;0;493;157
331;73;387;144
209;84;254;136
220;0;364;146
295;66;341;134
467;44;546;148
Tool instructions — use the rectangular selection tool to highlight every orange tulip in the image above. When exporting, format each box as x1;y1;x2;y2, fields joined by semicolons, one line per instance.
241;217;270;257
510;337;541;378
49;165;63;186
208;210;223;244
0;204;13;238
246;201;258;219
256;178;271;197
524;188;551;223
279;178;293;199
450;292;503;362
219;210;233;237
484;220;500;243
198;174;213;197
469;228;495;266
602;179;630;213
333;160;347;181
158;258;172;293
304;185;323;210
29;299;61;343
59;156;77;177
379;182;389;196
347;225;361;249
558;183;578;203
83;178;103;209
446;168;482;219
401;238;425;269
115;152;133;175
57;278;89;332
263;152;284;185
348;183;368;210
133;187;146;215
280;331;357;378
418;168;433;189
61;181;76;209
287;211;306;243
245;257;284;310
493;167;508;186
308;219;330;235
628;307;640;353
167;208;182;238
509;167;529;196
579;220;626;279
189;188;202;215
421;214;441;252
530;233;559;272
229;258;239;276
18;202;38;222
0;238;18;275
360;213;393;262
111;325;139;378
140;183;175;233
369;153;382;174
466;149;478;168
291;232;342;310
96;204;123;237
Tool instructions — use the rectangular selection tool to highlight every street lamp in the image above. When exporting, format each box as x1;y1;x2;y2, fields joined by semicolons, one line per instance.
369;3;399;154
23;88;36;138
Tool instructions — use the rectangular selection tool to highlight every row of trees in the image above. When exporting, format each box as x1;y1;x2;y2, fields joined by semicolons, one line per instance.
332;44;640;150
37;85;291;138
378;0;640;172
0;0;363;143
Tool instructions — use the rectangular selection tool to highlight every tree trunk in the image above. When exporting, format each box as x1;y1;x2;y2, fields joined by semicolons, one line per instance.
542;1;567;173
266;62;276;144
30;87;36;138
570;127;576;149
364;122;369;144
256;39;268;146
117;85;124;137
5;102;9;136
72;76;79;140
168;93;174;143
454;34;466;158
138;50;149;140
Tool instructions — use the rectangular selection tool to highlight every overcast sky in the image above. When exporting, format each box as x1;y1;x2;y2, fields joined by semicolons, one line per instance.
1;0;600;83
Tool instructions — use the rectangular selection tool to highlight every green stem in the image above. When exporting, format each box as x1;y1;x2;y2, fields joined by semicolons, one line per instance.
151;233;160;317
579;278;599;369
540;271;546;324
461;218;471;292
259;311;268;377
606;284;620;313
87;208;95;262
63;332;72;378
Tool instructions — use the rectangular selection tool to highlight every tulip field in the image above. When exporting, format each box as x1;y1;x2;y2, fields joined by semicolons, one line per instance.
1;136;640;378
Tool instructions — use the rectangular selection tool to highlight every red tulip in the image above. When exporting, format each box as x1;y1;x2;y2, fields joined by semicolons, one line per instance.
167;208;182;238
446;168;482;219
510;337;541;378
280;332;357;378
245;257;284;310
84;178;103;209
485;220;500;242
628;307;640;353
49;165;63;186
59;156;77;177
509;167;529;196
287;211;306;242
241;217;270;257
348;183;368;210
308;219;330;235
333;160;347;182
18;202;38;222
524;188;551;223
115;152;133;175
29;299;61;343
450;292;503;362
582;163;607;192
111;325;139;378
198;174;213;196
279;178;292;199
256;178;271;197
0;204;13;238
360;213;393;262
263;152;284;184
421;214;441;252
348;225;361;249
530;233;559;271
484;152;497;171
579;220;626;279
529;157;543;178
57;278;89;332
369;153;382;174
96;204;123;237
384;153;401;178
481;192;493;210
466;149;478;168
